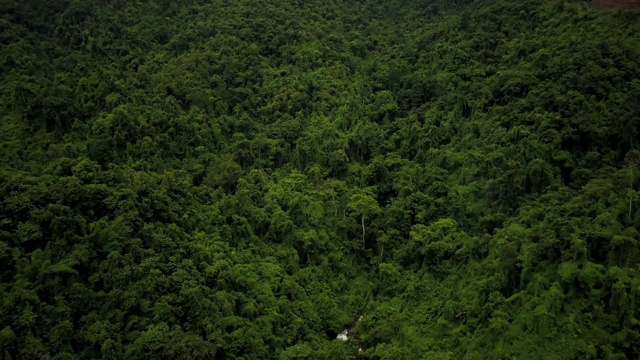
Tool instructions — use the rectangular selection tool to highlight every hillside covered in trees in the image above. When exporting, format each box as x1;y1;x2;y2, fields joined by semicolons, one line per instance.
1;0;640;359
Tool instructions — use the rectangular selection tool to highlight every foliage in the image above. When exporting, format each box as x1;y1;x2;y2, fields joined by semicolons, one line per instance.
1;0;640;358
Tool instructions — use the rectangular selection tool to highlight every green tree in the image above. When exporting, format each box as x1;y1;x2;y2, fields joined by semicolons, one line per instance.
348;188;381;247
625;150;640;220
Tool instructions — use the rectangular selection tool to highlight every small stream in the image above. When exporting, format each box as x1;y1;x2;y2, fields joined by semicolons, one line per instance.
335;315;363;353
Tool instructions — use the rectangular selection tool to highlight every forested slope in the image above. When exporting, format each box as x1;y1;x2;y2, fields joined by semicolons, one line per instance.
1;0;640;359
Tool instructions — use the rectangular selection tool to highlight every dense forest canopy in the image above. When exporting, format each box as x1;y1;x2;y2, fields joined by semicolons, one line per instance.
1;0;640;358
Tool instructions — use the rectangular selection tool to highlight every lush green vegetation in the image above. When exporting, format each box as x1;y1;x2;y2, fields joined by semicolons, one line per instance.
1;0;640;358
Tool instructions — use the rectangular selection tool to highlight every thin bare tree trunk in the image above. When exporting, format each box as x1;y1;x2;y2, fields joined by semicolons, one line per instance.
631;167;634;220
362;215;365;246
